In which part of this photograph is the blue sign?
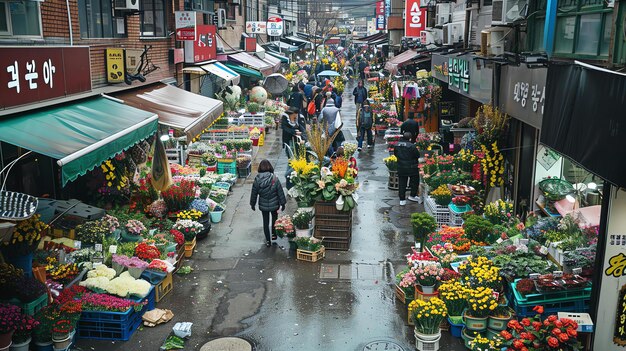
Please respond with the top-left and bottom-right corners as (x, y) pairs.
(376, 15), (386, 30)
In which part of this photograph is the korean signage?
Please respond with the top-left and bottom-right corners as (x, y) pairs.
(499, 65), (547, 129)
(184, 25), (217, 63)
(376, 1), (386, 30)
(175, 11), (196, 41)
(105, 48), (125, 84)
(431, 53), (448, 81)
(246, 21), (267, 34)
(615, 284), (626, 345)
(0, 47), (91, 110)
(448, 56), (470, 93)
(245, 37), (257, 52)
(405, 0), (426, 38)
(267, 17), (284, 37)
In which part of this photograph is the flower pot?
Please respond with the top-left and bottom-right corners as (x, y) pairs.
(9, 337), (30, 351)
(463, 311), (488, 332)
(447, 316), (464, 338)
(210, 209), (224, 223)
(414, 329), (441, 351)
(295, 228), (311, 238)
(0, 343), (10, 351)
(32, 340), (53, 351)
(0, 332), (13, 349)
(128, 267), (145, 279)
(51, 332), (72, 350)
(184, 238), (197, 258)
(461, 328), (480, 349)
(288, 240), (298, 251)
(419, 284), (436, 294)
(488, 312), (512, 331)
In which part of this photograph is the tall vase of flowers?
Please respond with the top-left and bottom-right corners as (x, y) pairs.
(411, 298), (447, 351)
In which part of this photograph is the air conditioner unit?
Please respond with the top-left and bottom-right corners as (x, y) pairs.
(492, 0), (525, 25)
(480, 28), (506, 56)
(443, 22), (464, 45)
(214, 8), (227, 29)
(436, 3), (452, 26)
(420, 28), (443, 45)
(115, 0), (139, 11)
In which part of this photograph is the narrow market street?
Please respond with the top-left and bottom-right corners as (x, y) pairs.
(75, 82), (463, 351)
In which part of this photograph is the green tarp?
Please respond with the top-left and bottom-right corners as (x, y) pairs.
(224, 62), (264, 80)
(0, 97), (158, 186)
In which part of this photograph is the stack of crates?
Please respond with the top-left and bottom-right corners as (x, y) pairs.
(313, 201), (352, 251)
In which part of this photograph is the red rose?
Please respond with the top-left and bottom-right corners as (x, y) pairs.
(532, 321), (542, 331)
(559, 333), (569, 343)
(548, 315), (558, 322)
(513, 340), (524, 349)
(544, 319), (551, 327)
(521, 318), (531, 326)
(554, 320), (563, 328)
(533, 305), (544, 314)
(547, 337), (559, 348)
(567, 328), (578, 337)
(552, 328), (562, 335)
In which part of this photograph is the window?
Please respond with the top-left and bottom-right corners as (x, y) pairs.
(78, 0), (119, 38)
(218, 2), (235, 20)
(141, 0), (166, 37)
(0, 0), (42, 37)
(528, 0), (612, 59)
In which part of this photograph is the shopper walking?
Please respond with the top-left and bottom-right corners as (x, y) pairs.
(400, 113), (420, 142)
(250, 160), (287, 247)
(352, 80), (368, 118)
(394, 132), (421, 206)
(320, 97), (344, 154)
(282, 106), (304, 153)
(357, 100), (374, 151)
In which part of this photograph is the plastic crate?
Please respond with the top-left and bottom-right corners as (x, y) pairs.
(217, 161), (237, 175)
(2, 293), (48, 316)
(155, 272), (173, 303)
(140, 269), (168, 285)
(237, 164), (252, 178)
(425, 196), (450, 229)
(296, 247), (325, 262)
(510, 281), (592, 304)
(77, 288), (154, 341)
(448, 203), (472, 227)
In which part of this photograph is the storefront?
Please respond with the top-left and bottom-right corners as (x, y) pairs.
(498, 64), (547, 215)
(182, 61), (241, 100)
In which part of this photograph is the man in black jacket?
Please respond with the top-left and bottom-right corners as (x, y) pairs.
(394, 132), (421, 206)
(400, 113), (420, 142)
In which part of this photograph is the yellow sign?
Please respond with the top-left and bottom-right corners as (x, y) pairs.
(106, 48), (125, 83)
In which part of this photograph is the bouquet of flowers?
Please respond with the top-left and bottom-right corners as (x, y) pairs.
(100, 214), (120, 233)
(465, 286), (498, 318)
(430, 243), (458, 268)
(162, 180), (197, 212)
(458, 256), (502, 290)
(125, 219), (146, 236)
(481, 142), (505, 188)
(438, 281), (470, 317)
(413, 263), (445, 287)
(134, 242), (161, 261)
(454, 148), (479, 172)
(469, 335), (502, 351)
(176, 209), (203, 221)
(168, 229), (185, 247)
(172, 220), (204, 242)
(76, 220), (108, 246)
(406, 247), (438, 266)
(189, 199), (209, 214)
(430, 185), (452, 206)
(292, 209), (313, 230)
(274, 216), (295, 239)
(409, 298), (448, 335)
(5, 214), (48, 255)
(383, 155), (398, 171)
(484, 199), (514, 225)
(398, 268), (417, 289)
(0, 303), (23, 334)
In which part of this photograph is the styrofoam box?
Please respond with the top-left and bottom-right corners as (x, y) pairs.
(558, 312), (594, 332)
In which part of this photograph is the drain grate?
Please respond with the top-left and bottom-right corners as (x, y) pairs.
(363, 340), (405, 350)
(200, 337), (253, 351)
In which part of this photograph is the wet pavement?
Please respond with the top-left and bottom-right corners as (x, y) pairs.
(76, 81), (467, 351)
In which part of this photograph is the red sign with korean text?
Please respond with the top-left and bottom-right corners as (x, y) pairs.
(405, 0), (427, 38)
(376, 1), (385, 15)
(0, 47), (91, 110)
(192, 25), (217, 63)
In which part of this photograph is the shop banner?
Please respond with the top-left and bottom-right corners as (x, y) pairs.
(184, 25), (217, 63)
(246, 21), (267, 34)
(405, 0), (426, 38)
(431, 53), (492, 104)
(267, 17), (284, 37)
(541, 62), (626, 188)
(431, 53), (448, 82)
(0, 46), (91, 110)
(175, 11), (196, 41)
(499, 65), (547, 129)
(106, 48), (125, 84)
(376, 1), (386, 30)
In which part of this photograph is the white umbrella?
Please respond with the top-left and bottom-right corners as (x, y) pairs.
(263, 73), (289, 95)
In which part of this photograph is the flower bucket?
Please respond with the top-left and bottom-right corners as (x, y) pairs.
(32, 341), (53, 351)
(128, 267), (145, 279)
(0, 331), (14, 349)
(51, 332), (72, 350)
(6, 252), (33, 277)
(295, 228), (311, 238)
(210, 209), (224, 223)
(112, 261), (125, 276)
(448, 316), (464, 338)
(414, 329), (441, 351)
(485, 328), (500, 340)
(463, 311), (488, 332)
(419, 284), (436, 294)
(0, 343), (10, 351)
(461, 328), (480, 349)
(9, 337), (30, 351)
(488, 312), (512, 331)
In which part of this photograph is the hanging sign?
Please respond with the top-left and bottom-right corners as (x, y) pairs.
(105, 48), (125, 84)
(184, 25), (217, 63)
(499, 65), (547, 129)
(246, 21), (267, 34)
(175, 11), (196, 41)
(405, 0), (426, 38)
(448, 56), (470, 93)
(267, 16), (284, 37)
(376, 1), (386, 30)
(615, 284), (626, 345)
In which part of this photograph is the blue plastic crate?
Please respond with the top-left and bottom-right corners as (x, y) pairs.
(140, 269), (167, 285)
(77, 287), (154, 341)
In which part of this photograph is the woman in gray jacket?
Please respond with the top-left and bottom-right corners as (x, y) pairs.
(250, 160), (287, 247)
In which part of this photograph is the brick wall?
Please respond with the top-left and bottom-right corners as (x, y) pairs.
(40, 0), (181, 88)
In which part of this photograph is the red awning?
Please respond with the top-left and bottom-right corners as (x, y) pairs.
(384, 50), (426, 74)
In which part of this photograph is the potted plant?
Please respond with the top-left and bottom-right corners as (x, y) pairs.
(411, 213), (437, 252)
(11, 313), (38, 351)
(292, 209), (313, 237)
(464, 286), (497, 332)
(202, 153), (218, 168)
(462, 215), (495, 244)
(488, 305), (513, 331)
(264, 114), (274, 133)
(173, 220), (204, 257)
(247, 102), (261, 114)
(430, 185), (452, 206)
(410, 297), (447, 351)
(75, 220), (108, 246)
(161, 180), (197, 212)
(0, 304), (21, 348)
(124, 219), (147, 240)
(515, 278), (535, 296)
(438, 281), (469, 338)
(32, 305), (56, 350)
(468, 335), (502, 351)
(51, 319), (73, 350)
(274, 215), (296, 249)
(413, 263), (444, 294)
(451, 195), (471, 211)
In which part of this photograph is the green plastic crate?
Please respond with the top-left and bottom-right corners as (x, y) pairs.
(2, 293), (48, 316)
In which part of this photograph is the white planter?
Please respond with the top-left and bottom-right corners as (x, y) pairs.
(414, 329), (441, 351)
(295, 228), (311, 238)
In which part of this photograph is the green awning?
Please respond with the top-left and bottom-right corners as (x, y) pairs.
(0, 97), (158, 186)
(267, 51), (290, 64)
(224, 62), (264, 80)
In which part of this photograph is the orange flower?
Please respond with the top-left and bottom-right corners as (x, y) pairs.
(558, 333), (569, 343)
(331, 158), (349, 178)
(533, 305), (544, 314)
(567, 328), (578, 337)
(521, 318), (531, 326)
(547, 336), (559, 348)
(552, 328), (562, 335)
(547, 315), (558, 322)
(500, 330), (513, 340)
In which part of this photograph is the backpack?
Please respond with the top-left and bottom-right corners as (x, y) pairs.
(307, 100), (316, 115)
(360, 110), (373, 129)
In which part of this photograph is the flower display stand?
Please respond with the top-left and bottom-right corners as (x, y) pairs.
(313, 201), (352, 251)
(184, 238), (196, 258)
(155, 272), (173, 303)
(394, 284), (414, 305)
(448, 203), (472, 227)
(425, 196), (450, 229)
(296, 247), (325, 262)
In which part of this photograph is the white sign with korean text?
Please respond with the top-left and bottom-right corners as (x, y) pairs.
(499, 65), (547, 129)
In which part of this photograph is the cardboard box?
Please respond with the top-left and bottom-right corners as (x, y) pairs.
(558, 312), (594, 332)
